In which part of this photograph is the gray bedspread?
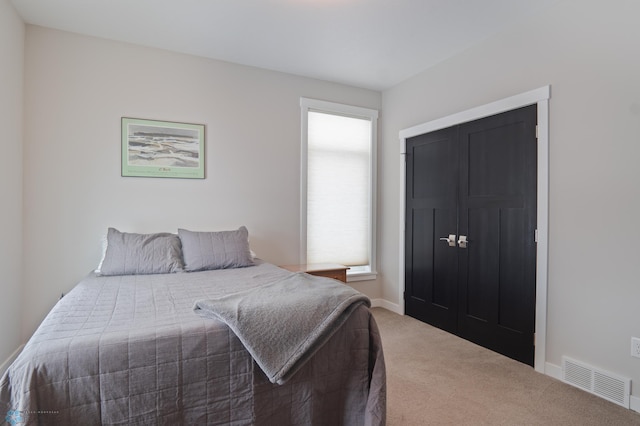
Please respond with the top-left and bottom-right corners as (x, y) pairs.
(194, 272), (370, 385)
(0, 262), (386, 425)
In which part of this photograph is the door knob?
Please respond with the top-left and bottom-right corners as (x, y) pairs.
(458, 235), (468, 248)
(439, 234), (457, 247)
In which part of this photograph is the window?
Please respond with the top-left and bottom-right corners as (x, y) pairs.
(300, 98), (378, 281)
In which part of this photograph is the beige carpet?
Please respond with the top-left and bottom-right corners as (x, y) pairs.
(372, 308), (640, 426)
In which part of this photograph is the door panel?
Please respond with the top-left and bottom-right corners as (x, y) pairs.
(413, 138), (454, 199)
(433, 208), (455, 307)
(467, 122), (526, 197)
(409, 207), (434, 303)
(405, 105), (537, 366)
(499, 208), (526, 332)
(464, 207), (499, 323)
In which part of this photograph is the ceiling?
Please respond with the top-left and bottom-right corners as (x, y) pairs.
(11, 0), (562, 91)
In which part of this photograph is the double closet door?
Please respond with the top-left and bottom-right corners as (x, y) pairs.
(405, 105), (537, 366)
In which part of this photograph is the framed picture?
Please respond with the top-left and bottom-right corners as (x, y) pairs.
(121, 117), (205, 179)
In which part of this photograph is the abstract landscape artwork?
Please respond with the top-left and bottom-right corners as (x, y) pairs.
(121, 117), (205, 178)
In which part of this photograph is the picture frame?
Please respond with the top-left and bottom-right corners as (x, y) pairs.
(121, 117), (205, 179)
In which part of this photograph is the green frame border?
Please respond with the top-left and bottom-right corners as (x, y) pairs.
(121, 117), (205, 179)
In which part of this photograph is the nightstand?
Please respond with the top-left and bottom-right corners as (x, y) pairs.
(280, 263), (349, 283)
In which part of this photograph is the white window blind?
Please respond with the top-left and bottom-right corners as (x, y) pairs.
(300, 98), (378, 279)
(307, 111), (371, 266)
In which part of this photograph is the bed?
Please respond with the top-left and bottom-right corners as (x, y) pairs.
(0, 227), (386, 425)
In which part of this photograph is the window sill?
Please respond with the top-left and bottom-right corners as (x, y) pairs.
(347, 271), (377, 282)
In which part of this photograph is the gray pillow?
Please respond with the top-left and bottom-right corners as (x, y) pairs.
(99, 228), (184, 276)
(178, 226), (255, 272)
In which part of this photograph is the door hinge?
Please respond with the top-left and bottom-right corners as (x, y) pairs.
(535, 229), (538, 243)
(535, 125), (539, 139)
(533, 332), (536, 346)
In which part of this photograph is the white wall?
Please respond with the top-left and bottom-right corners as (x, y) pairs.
(381, 0), (640, 399)
(22, 26), (382, 340)
(0, 0), (24, 367)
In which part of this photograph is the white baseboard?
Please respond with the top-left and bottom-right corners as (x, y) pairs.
(630, 395), (640, 413)
(370, 298), (403, 314)
(544, 361), (562, 381)
(0, 344), (24, 376)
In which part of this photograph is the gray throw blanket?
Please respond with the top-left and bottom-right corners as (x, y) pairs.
(194, 272), (370, 385)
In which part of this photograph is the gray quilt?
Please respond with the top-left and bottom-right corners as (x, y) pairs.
(0, 262), (386, 425)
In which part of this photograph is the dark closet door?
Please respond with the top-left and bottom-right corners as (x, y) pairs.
(457, 106), (537, 365)
(405, 126), (459, 334)
(405, 105), (537, 366)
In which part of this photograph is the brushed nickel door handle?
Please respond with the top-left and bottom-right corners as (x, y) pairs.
(458, 235), (468, 248)
(439, 234), (457, 247)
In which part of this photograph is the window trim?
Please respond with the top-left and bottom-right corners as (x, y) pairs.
(300, 97), (378, 282)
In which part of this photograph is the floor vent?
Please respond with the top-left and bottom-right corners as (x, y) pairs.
(562, 356), (630, 408)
